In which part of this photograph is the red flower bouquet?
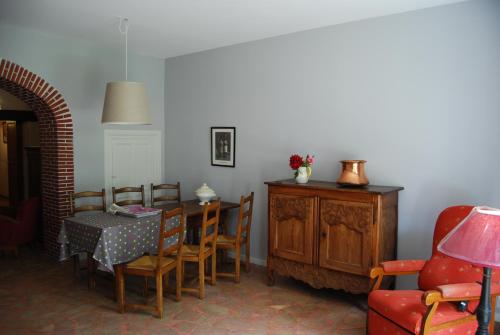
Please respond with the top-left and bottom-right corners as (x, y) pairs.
(289, 154), (315, 177)
(289, 154), (304, 170)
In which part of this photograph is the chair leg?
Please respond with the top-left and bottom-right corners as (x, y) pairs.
(163, 272), (169, 295)
(235, 246), (241, 283)
(116, 265), (125, 313)
(87, 253), (96, 289)
(211, 251), (217, 286)
(143, 277), (149, 298)
(176, 262), (182, 302)
(222, 249), (227, 264)
(199, 259), (205, 299)
(245, 241), (251, 273)
(73, 254), (80, 279)
(181, 260), (185, 284)
(156, 273), (163, 319)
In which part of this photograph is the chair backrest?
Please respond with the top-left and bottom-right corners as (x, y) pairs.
(156, 206), (185, 270)
(70, 189), (106, 215)
(236, 192), (254, 241)
(199, 200), (221, 253)
(419, 205), (500, 290)
(112, 185), (145, 207)
(13, 197), (40, 244)
(431, 205), (474, 255)
(150, 182), (181, 208)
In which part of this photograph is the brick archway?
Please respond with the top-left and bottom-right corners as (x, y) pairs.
(0, 59), (74, 257)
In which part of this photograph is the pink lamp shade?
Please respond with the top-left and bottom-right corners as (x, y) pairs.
(438, 206), (500, 269)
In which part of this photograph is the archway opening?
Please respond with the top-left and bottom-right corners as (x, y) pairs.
(0, 59), (74, 257)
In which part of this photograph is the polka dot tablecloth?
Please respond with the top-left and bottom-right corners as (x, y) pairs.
(58, 212), (181, 273)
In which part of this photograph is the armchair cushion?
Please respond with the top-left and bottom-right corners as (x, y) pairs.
(0, 198), (40, 247)
(369, 289), (476, 334)
(381, 259), (426, 273)
(418, 254), (481, 291)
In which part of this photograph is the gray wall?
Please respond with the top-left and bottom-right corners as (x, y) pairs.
(0, 22), (165, 191)
(165, 0), (500, 288)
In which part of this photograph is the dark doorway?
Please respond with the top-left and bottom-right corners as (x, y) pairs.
(0, 112), (40, 221)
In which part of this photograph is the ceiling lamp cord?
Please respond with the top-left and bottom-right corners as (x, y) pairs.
(119, 17), (129, 81)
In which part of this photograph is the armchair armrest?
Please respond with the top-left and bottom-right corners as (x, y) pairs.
(425, 282), (500, 303)
(424, 283), (500, 307)
(439, 283), (482, 300)
(0, 214), (17, 225)
(369, 260), (427, 291)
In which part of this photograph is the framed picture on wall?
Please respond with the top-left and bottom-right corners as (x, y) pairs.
(211, 127), (235, 167)
(2, 122), (7, 143)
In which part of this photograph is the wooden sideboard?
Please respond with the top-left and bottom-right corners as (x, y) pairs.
(265, 180), (403, 294)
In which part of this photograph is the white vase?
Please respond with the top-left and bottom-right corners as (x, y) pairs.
(295, 166), (309, 184)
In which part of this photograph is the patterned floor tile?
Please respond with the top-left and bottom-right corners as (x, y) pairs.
(1, 249), (366, 335)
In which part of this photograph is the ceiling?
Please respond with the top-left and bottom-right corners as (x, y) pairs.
(0, 0), (467, 59)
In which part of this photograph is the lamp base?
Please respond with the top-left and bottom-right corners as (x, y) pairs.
(476, 267), (492, 335)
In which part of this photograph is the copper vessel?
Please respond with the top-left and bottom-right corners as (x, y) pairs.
(336, 160), (369, 186)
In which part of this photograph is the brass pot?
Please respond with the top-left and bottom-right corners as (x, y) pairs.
(336, 160), (369, 186)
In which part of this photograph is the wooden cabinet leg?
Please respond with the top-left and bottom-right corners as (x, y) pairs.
(267, 267), (275, 286)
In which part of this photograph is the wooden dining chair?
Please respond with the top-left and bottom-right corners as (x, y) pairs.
(178, 200), (220, 299)
(70, 189), (106, 215)
(216, 192), (254, 283)
(150, 182), (181, 208)
(69, 189), (106, 289)
(116, 206), (185, 319)
(112, 185), (145, 206)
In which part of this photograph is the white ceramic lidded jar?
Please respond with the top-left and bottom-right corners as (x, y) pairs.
(195, 183), (216, 205)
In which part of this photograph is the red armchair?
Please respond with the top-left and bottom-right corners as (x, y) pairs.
(368, 205), (500, 335)
(0, 197), (40, 255)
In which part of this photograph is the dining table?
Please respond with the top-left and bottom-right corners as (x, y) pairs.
(58, 199), (239, 285)
(59, 212), (171, 273)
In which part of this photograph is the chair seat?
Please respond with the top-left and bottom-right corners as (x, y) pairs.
(126, 255), (175, 272)
(368, 290), (476, 334)
(180, 244), (211, 257)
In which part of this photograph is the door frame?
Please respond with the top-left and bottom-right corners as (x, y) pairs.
(104, 129), (163, 206)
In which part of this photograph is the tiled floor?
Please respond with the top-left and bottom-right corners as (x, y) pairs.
(0, 249), (366, 335)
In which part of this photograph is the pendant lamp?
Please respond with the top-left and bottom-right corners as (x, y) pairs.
(102, 18), (151, 125)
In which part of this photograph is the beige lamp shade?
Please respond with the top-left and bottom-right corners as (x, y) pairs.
(101, 81), (151, 124)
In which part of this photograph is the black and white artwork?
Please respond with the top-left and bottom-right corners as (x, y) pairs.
(211, 127), (235, 167)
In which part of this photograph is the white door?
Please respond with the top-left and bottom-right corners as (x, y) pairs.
(104, 129), (162, 206)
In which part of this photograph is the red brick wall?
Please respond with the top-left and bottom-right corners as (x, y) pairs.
(0, 59), (74, 257)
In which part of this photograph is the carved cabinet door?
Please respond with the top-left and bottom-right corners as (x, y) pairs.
(269, 194), (315, 264)
(319, 199), (373, 275)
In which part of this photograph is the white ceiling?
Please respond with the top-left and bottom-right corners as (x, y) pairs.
(0, 0), (467, 59)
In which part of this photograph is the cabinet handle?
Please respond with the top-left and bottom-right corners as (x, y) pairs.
(321, 231), (327, 238)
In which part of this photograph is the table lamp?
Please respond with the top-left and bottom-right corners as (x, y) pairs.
(438, 206), (500, 335)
